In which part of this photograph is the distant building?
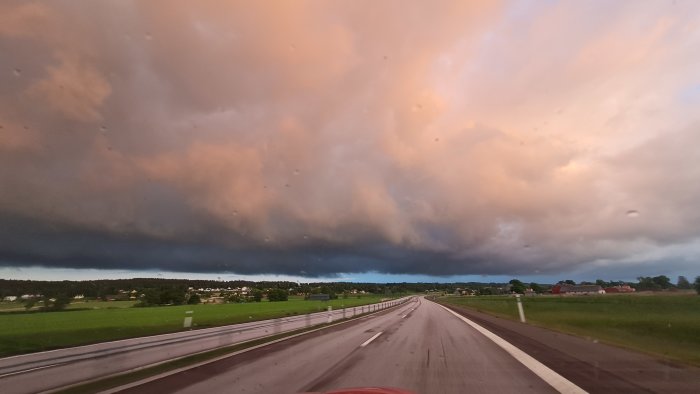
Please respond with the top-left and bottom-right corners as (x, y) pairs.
(551, 284), (605, 295)
(604, 285), (636, 293)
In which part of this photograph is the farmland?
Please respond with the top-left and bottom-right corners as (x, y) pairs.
(438, 293), (700, 366)
(0, 295), (391, 356)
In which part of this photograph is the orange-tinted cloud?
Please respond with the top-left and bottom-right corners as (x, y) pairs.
(1, 1), (699, 278)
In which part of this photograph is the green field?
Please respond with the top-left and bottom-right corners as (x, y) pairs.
(0, 295), (392, 356)
(438, 294), (700, 366)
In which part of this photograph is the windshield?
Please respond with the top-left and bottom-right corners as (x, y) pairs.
(1, 1), (699, 394)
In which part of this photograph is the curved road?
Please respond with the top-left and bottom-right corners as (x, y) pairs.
(115, 297), (571, 394)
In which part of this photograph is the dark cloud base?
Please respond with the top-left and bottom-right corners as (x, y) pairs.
(0, 212), (549, 277)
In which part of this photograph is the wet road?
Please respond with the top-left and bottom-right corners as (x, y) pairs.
(117, 297), (571, 394)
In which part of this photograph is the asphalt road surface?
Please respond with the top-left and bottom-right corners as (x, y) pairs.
(114, 297), (569, 394)
(0, 298), (409, 394)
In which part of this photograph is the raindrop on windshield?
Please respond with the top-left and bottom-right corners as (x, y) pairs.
(293, 169), (300, 175)
(232, 210), (238, 216)
(303, 234), (309, 240)
(434, 137), (440, 142)
(145, 33), (153, 40)
(100, 125), (107, 132)
(13, 68), (21, 77)
(626, 210), (640, 218)
(264, 236), (270, 243)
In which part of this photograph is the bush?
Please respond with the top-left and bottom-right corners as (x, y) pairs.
(187, 293), (201, 304)
(267, 288), (288, 302)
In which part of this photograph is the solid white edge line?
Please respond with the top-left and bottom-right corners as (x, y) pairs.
(360, 332), (383, 347)
(437, 304), (587, 394)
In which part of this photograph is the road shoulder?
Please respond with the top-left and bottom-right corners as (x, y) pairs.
(436, 300), (700, 393)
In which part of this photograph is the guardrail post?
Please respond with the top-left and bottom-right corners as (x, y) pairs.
(515, 294), (526, 323)
(183, 310), (193, 329)
(327, 306), (332, 323)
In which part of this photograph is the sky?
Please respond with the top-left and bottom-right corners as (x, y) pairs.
(1, 0), (699, 283)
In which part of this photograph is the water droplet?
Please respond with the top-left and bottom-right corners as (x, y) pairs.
(303, 234), (309, 240)
(293, 169), (300, 175)
(232, 210), (238, 216)
(145, 33), (152, 40)
(100, 125), (107, 132)
(23, 125), (29, 130)
(13, 68), (21, 77)
(626, 210), (640, 218)
(285, 183), (290, 188)
(383, 55), (388, 60)
(288, 44), (296, 51)
(434, 137), (439, 142)
(264, 236), (270, 242)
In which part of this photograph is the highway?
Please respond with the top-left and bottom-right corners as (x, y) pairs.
(112, 297), (575, 394)
(0, 298), (409, 394)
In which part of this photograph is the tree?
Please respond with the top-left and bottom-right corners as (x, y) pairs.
(187, 293), (201, 305)
(228, 294), (244, 303)
(564, 280), (576, 285)
(652, 275), (672, 289)
(677, 276), (691, 290)
(529, 283), (543, 294)
(23, 298), (37, 311)
(636, 276), (658, 291)
(159, 288), (186, 305)
(43, 294), (70, 311)
(508, 279), (526, 294)
(694, 276), (700, 295)
(137, 288), (161, 307)
(267, 288), (289, 302)
(250, 289), (263, 302)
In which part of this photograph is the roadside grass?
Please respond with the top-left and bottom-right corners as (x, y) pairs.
(66, 300), (136, 309)
(0, 302), (26, 312)
(0, 295), (390, 357)
(438, 294), (700, 367)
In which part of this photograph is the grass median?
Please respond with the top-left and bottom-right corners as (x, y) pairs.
(437, 293), (700, 367)
(0, 295), (393, 356)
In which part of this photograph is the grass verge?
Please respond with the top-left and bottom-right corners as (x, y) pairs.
(437, 294), (700, 367)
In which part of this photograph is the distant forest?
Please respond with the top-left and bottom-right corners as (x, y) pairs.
(1, 275), (694, 299)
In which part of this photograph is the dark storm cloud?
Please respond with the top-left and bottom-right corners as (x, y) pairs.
(1, 1), (700, 277)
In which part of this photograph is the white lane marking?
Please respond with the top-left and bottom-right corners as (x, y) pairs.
(438, 304), (587, 394)
(360, 332), (383, 347)
(0, 362), (63, 378)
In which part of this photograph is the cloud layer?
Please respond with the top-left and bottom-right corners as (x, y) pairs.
(1, 0), (700, 277)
